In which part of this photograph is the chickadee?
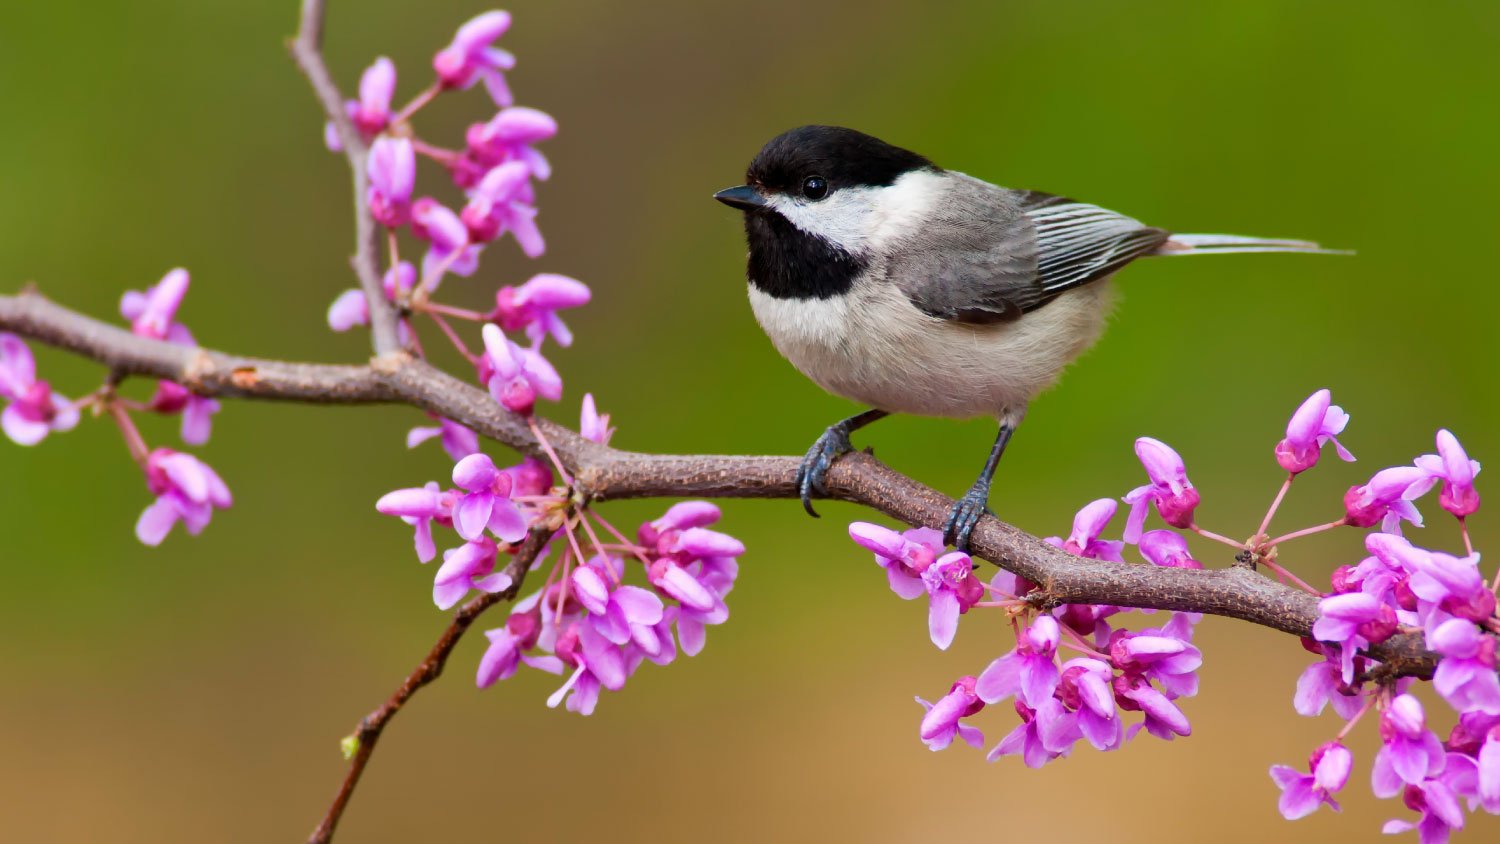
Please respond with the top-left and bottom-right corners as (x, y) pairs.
(714, 125), (1337, 551)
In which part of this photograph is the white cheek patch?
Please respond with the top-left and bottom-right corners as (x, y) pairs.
(765, 169), (946, 257)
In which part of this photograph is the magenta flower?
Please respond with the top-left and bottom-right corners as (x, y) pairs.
(1381, 774), (1470, 843)
(433, 11), (515, 105)
(433, 536), (512, 609)
(1138, 530), (1202, 569)
(1045, 498), (1126, 561)
(0, 333), (79, 446)
(916, 676), (985, 752)
(848, 522), (941, 600)
(571, 559), (667, 655)
(490, 273), (591, 347)
(480, 323), (562, 415)
(366, 136), (415, 227)
(547, 621), (628, 716)
(1117, 681), (1192, 740)
(325, 57), (396, 151)
(1314, 591), (1397, 683)
(645, 526), (742, 657)
(988, 699), (1076, 767)
(1404, 548), (1496, 626)
(579, 393), (613, 444)
(466, 106), (557, 178)
(121, 268), (192, 343)
(638, 501), (723, 545)
(136, 448), (232, 545)
(1343, 466), (1433, 531)
(476, 609), (541, 688)
(921, 550), (984, 650)
(1269, 741), (1352, 819)
(1428, 618), (1500, 715)
(1293, 650), (1370, 720)
(145, 381), (219, 445)
(976, 615), (1061, 707)
(375, 482), (454, 562)
(412, 198), (481, 286)
(1275, 388), (1354, 474)
(1374, 694), (1446, 788)
(1415, 429), (1481, 518)
(451, 452), (530, 543)
(1056, 657), (1122, 750)
(460, 162), (544, 256)
(407, 415), (480, 462)
(1123, 437), (1199, 542)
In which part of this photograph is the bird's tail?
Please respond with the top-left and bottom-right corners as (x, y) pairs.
(1152, 233), (1352, 256)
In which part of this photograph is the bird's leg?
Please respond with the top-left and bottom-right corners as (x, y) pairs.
(796, 408), (890, 517)
(944, 418), (1019, 552)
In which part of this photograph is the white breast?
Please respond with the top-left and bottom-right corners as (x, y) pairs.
(748, 280), (1114, 419)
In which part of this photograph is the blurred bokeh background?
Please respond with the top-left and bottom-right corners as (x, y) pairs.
(2, 1), (1498, 840)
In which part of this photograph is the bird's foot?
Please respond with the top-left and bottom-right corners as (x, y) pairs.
(943, 484), (993, 553)
(796, 425), (857, 517)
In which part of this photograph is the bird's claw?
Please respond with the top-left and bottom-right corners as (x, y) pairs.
(796, 425), (855, 518)
(943, 486), (992, 553)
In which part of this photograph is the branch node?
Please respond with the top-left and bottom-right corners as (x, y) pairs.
(371, 350), (411, 375)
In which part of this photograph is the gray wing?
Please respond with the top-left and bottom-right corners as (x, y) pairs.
(897, 179), (1171, 324)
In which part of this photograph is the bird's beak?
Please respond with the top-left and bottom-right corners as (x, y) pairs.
(713, 185), (767, 211)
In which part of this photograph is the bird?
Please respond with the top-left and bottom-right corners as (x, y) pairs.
(713, 125), (1340, 552)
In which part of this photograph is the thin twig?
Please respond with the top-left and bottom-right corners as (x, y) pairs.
(307, 527), (552, 844)
(287, 0), (402, 355)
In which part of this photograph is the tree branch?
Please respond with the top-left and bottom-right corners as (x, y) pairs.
(0, 287), (1443, 679)
(288, 0), (402, 356)
(307, 526), (552, 844)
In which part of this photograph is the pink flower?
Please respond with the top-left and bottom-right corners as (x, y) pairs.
(848, 522), (941, 600)
(1045, 498), (1125, 561)
(433, 11), (516, 106)
(1269, 741), (1352, 819)
(121, 268), (192, 343)
(1415, 429), (1480, 518)
(407, 416), (480, 462)
(476, 609), (541, 687)
(1343, 466), (1433, 531)
(0, 333), (79, 446)
(465, 106), (557, 177)
(433, 536), (512, 609)
(547, 621), (628, 716)
(480, 323), (562, 414)
(325, 57), (397, 150)
(146, 380), (220, 445)
(490, 273), (590, 347)
(916, 676), (985, 752)
(988, 699), (1076, 768)
(1428, 618), (1500, 715)
(1293, 648), (1370, 720)
(375, 482), (454, 563)
(579, 393), (613, 444)
(1123, 437), (1199, 542)
(976, 615), (1061, 707)
(460, 162), (544, 256)
(1374, 694), (1446, 788)
(1055, 657), (1122, 750)
(1275, 388), (1354, 474)
(450, 452), (530, 543)
(1138, 530), (1202, 569)
(366, 136), (415, 227)
(136, 448), (232, 545)
(921, 550), (984, 650)
(412, 198), (481, 286)
(572, 560), (667, 655)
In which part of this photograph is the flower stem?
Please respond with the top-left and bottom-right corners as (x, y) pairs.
(1190, 524), (1247, 550)
(1267, 519), (1347, 547)
(106, 398), (150, 469)
(1257, 474), (1295, 539)
(1334, 696), (1375, 742)
(528, 418), (574, 487)
(1258, 557), (1323, 596)
(424, 311), (477, 363)
(391, 83), (443, 126)
(420, 301), (488, 321)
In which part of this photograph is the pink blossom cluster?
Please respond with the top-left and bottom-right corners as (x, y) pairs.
(377, 397), (746, 715)
(322, 12), (589, 420)
(851, 388), (1498, 842)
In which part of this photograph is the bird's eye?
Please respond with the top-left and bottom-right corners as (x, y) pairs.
(801, 175), (828, 201)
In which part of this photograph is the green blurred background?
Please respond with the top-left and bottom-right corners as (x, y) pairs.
(2, 1), (1498, 841)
